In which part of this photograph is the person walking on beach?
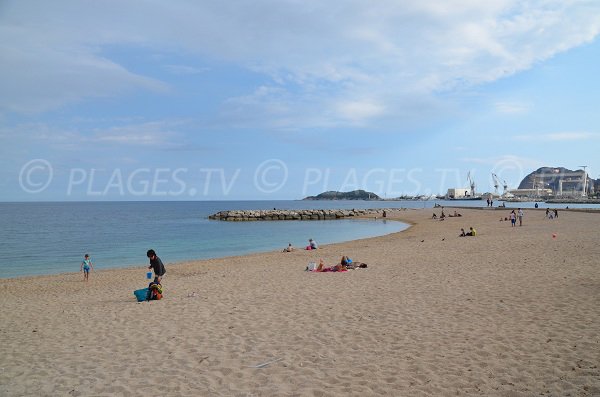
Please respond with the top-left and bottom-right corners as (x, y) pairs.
(147, 249), (166, 283)
(518, 208), (524, 226)
(80, 254), (93, 282)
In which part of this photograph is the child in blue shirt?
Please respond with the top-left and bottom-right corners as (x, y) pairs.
(81, 254), (94, 282)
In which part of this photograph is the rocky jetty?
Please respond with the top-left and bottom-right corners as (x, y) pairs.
(208, 208), (397, 221)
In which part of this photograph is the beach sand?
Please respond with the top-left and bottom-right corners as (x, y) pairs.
(1, 208), (599, 396)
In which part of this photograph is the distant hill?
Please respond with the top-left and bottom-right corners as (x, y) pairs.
(518, 167), (597, 195)
(303, 190), (381, 200)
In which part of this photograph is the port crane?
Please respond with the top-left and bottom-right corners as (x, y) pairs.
(491, 173), (500, 195)
(467, 171), (476, 197)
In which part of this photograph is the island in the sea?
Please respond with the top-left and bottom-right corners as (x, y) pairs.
(303, 190), (381, 200)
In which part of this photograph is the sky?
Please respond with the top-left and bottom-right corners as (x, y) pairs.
(1, 0), (600, 201)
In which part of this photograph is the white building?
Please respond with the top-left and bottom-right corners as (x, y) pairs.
(446, 188), (471, 199)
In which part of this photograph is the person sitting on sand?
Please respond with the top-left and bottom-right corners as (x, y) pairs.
(459, 228), (466, 237)
(308, 238), (318, 250)
(466, 227), (476, 236)
(282, 243), (294, 252)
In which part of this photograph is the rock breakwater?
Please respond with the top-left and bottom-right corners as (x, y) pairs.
(208, 208), (399, 221)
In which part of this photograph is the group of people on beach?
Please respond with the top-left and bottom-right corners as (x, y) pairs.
(432, 207), (462, 221)
(503, 208), (524, 227)
(545, 208), (559, 219)
(282, 238), (318, 252)
(459, 227), (476, 237)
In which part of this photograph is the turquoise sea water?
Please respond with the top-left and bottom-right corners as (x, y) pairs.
(2, 199), (597, 279)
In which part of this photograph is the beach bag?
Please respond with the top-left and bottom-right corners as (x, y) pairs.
(134, 288), (149, 302)
(306, 262), (317, 271)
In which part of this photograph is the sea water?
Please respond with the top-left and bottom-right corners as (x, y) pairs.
(2, 199), (597, 278)
(0, 201), (411, 278)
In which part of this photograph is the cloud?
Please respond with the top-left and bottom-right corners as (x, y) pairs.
(163, 64), (209, 75)
(1, 0), (599, 127)
(0, 120), (188, 150)
(461, 154), (543, 172)
(0, 22), (168, 113)
(494, 101), (532, 114)
(335, 100), (386, 125)
(514, 131), (599, 141)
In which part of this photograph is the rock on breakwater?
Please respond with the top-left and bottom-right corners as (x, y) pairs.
(208, 208), (400, 221)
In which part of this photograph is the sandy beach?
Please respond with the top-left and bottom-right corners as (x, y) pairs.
(1, 207), (599, 396)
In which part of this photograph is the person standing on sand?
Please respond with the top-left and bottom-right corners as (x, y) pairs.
(80, 253), (93, 282)
(509, 210), (516, 227)
(518, 208), (524, 226)
(147, 249), (166, 283)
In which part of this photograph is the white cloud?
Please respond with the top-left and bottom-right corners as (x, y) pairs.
(461, 154), (542, 168)
(0, 120), (187, 150)
(494, 101), (532, 114)
(546, 132), (598, 141)
(163, 64), (209, 75)
(1, 0), (599, 127)
(514, 131), (599, 141)
(335, 100), (386, 124)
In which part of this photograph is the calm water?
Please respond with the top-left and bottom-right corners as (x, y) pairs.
(0, 200), (411, 279)
(2, 199), (598, 279)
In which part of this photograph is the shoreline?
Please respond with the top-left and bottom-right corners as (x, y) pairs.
(1, 212), (411, 281)
(2, 208), (599, 396)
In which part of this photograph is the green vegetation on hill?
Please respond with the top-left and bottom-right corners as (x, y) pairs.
(303, 190), (380, 200)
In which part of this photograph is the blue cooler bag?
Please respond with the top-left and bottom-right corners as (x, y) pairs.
(134, 288), (149, 302)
